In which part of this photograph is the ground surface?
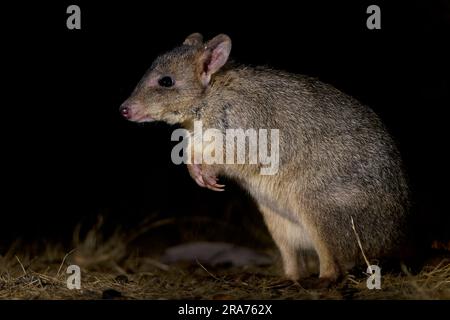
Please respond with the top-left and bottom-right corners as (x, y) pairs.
(1, 246), (449, 300)
(1, 216), (449, 300)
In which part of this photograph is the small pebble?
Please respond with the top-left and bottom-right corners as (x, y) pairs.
(115, 274), (129, 284)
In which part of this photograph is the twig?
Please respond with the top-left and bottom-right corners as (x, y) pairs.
(196, 259), (222, 282)
(33, 271), (61, 284)
(15, 256), (27, 276)
(56, 248), (77, 277)
(350, 216), (372, 273)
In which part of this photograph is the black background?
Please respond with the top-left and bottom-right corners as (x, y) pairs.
(1, 1), (449, 248)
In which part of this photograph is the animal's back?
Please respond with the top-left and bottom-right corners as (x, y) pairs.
(209, 66), (410, 265)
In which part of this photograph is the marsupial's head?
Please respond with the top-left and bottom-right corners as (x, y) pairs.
(120, 33), (231, 125)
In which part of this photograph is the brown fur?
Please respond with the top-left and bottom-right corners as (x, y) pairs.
(121, 33), (410, 284)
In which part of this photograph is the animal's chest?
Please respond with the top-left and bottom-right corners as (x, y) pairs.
(239, 174), (301, 223)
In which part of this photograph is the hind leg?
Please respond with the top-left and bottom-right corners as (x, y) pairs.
(297, 215), (346, 288)
(316, 241), (341, 280)
(259, 205), (314, 280)
(294, 237), (342, 288)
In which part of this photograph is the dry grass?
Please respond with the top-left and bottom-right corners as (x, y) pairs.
(0, 219), (449, 300)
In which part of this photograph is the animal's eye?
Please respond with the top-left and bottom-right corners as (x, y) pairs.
(158, 76), (175, 88)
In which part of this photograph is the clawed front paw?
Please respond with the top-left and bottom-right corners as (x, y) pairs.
(187, 164), (225, 192)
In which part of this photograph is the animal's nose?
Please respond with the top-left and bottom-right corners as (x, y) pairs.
(120, 105), (131, 119)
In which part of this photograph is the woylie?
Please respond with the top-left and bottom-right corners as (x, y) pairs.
(120, 33), (410, 287)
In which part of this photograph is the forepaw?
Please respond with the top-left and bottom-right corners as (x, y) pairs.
(187, 164), (225, 192)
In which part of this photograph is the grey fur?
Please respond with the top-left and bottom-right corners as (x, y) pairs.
(121, 33), (410, 283)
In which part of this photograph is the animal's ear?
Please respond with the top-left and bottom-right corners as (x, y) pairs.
(199, 34), (232, 86)
(183, 33), (204, 46)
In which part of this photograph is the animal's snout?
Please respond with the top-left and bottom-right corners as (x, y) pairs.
(120, 104), (131, 119)
(119, 102), (154, 123)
